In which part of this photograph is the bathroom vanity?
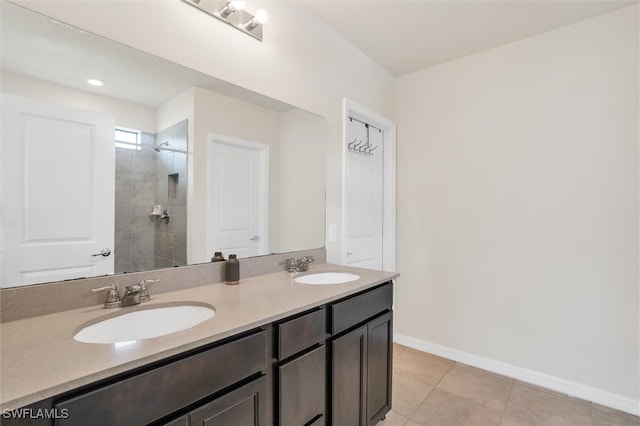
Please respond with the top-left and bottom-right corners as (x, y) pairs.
(0, 264), (397, 425)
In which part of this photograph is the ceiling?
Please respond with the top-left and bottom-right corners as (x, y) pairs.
(298, 0), (637, 76)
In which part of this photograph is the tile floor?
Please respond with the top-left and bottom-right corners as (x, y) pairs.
(383, 344), (640, 426)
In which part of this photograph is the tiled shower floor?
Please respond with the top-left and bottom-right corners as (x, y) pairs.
(383, 344), (639, 426)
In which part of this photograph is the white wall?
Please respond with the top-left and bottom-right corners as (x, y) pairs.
(14, 0), (396, 263)
(1, 71), (156, 132)
(395, 4), (639, 411)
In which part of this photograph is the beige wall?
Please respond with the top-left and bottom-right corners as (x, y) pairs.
(279, 109), (327, 252)
(395, 4), (638, 405)
(15, 0), (396, 263)
(192, 87), (280, 263)
(190, 88), (326, 259)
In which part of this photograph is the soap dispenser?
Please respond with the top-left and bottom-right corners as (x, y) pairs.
(211, 251), (226, 262)
(225, 254), (240, 285)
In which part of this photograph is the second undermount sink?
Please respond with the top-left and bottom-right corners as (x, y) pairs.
(294, 272), (360, 285)
(74, 304), (215, 344)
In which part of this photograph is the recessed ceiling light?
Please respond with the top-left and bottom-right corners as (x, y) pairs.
(87, 78), (104, 87)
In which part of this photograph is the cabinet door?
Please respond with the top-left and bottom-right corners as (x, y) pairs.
(366, 312), (393, 426)
(331, 325), (367, 426)
(188, 376), (267, 426)
(278, 345), (326, 425)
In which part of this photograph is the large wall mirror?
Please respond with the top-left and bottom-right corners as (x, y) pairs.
(0, 0), (326, 288)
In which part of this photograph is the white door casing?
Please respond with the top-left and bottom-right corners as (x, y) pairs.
(207, 134), (268, 259)
(1, 93), (115, 287)
(342, 99), (397, 272)
(345, 119), (384, 269)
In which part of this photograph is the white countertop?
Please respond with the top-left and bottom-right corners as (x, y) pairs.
(0, 263), (398, 410)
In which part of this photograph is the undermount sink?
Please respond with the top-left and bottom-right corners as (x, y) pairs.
(294, 272), (360, 285)
(74, 304), (215, 344)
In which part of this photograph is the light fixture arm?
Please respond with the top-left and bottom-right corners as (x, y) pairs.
(182, 0), (267, 41)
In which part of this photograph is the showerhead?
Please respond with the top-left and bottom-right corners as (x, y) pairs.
(155, 141), (170, 152)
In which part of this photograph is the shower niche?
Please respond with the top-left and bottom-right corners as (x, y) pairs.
(114, 119), (188, 273)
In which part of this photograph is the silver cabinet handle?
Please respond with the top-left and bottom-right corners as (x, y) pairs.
(250, 235), (260, 241)
(92, 248), (111, 257)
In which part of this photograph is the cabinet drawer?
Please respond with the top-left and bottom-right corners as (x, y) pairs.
(276, 307), (325, 360)
(329, 282), (393, 335)
(55, 330), (267, 426)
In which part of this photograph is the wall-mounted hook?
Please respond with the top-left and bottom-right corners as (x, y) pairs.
(348, 137), (359, 150)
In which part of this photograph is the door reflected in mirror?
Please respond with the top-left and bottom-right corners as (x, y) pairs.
(0, 1), (326, 288)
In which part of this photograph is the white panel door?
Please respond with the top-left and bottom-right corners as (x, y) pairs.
(345, 119), (384, 269)
(209, 140), (268, 258)
(1, 94), (115, 287)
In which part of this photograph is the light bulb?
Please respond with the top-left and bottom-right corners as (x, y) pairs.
(87, 78), (104, 87)
(254, 9), (268, 24)
(230, 1), (245, 10)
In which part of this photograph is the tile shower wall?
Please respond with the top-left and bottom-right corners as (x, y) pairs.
(114, 120), (188, 273)
(154, 120), (188, 268)
(115, 132), (157, 273)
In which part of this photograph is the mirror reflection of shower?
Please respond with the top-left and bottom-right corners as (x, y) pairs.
(114, 119), (188, 274)
(154, 141), (187, 153)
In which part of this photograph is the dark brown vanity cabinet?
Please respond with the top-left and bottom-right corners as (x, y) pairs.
(329, 283), (393, 426)
(274, 308), (327, 426)
(8, 281), (394, 426)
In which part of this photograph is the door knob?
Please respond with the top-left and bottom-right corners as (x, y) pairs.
(250, 235), (260, 241)
(92, 248), (111, 257)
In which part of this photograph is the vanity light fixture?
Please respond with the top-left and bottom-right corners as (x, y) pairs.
(219, 0), (245, 18)
(244, 9), (268, 31)
(182, 0), (268, 41)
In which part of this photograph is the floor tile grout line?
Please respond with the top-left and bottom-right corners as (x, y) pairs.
(497, 377), (516, 426)
(393, 347), (451, 420)
(406, 359), (457, 424)
(589, 402), (596, 426)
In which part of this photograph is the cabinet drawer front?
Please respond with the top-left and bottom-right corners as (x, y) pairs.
(329, 282), (392, 335)
(278, 345), (326, 426)
(276, 308), (326, 359)
(55, 330), (267, 426)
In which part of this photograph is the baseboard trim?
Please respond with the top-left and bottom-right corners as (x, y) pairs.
(394, 334), (639, 416)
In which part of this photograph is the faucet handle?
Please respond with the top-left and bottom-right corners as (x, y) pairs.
(91, 284), (121, 309)
(280, 258), (297, 273)
(296, 256), (314, 272)
(138, 279), (159, 302)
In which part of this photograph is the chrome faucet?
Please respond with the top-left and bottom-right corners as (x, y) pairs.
(281, 256), (315, 273)
(92, 279), (160, 308)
